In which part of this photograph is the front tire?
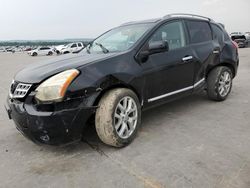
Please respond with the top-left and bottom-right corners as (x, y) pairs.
(207, 66), (233, 101)
(95, 88), (141, 147)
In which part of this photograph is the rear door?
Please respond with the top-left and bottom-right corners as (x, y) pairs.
(184, 20), (218, 86)
(39, 47), (47, 55)
(142, 20), (196, 104)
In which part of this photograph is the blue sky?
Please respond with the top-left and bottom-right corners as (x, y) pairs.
(0, 0), (249, 40)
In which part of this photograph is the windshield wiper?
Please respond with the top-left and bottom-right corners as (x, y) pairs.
(95, 42), (109, 53)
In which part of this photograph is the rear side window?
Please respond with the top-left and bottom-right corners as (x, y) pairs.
(78, 43), (82, 47)
(211, 24), (224, 45)
(186, 20), (212, 44)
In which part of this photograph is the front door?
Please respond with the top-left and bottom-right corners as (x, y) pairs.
(142, 20), (195, 104)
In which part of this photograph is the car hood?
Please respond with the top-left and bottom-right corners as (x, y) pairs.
(15, 52), (119, 83)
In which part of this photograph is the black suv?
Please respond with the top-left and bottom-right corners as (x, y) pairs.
(6, 14), (239, 147)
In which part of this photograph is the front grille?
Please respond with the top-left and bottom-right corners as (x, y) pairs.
(10, 81), (32, 99)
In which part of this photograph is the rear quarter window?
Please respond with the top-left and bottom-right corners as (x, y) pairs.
(223, 31), (231, 41)
(211, 24), (224, 45)
(186, 20), (212, 44)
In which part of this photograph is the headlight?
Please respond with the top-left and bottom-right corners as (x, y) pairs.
(35, 69), (79, 102)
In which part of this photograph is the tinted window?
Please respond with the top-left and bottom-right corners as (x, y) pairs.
(186, 21), (212, 44)
(71, 44), (77, 48)
(78, 43), (82, 47)
(149, 21), (186, 50)
(40, 47), (49, 50)
(223, 32), (231, 41)
(211, 24), (224, 45)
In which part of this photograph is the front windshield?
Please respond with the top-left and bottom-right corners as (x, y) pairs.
(66, 43), (72, 48)
(85, 23), (153, 53)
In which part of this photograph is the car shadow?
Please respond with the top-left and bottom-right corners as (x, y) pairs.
(81, 91), (210, 148)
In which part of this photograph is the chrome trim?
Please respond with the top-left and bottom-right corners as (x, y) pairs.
(194, 78), (205, 88)
(148, 78), (205, 102)
(148, 86), (193, 102)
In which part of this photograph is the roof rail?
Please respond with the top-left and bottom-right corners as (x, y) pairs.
(163, 13), (213, 21)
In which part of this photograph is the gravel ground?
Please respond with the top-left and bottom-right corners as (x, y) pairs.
(0, 49), (249, 188)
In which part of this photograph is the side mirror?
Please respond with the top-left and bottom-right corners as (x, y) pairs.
(136, 41), (169, 63)
(148, 41), (169, 54)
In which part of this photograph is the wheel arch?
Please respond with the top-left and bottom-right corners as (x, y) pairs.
(83, 82), (142, 131)
(93, 83), (142, 107)
(206, 62), (236, 79)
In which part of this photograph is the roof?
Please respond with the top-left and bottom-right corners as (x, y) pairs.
(121, 13), (214, 26)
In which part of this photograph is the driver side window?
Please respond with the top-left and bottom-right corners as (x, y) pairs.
(149, 21), (186, 50)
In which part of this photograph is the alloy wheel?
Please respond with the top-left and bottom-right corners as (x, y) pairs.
(114, 96), (138, 139)
(218, 71), (232, 97)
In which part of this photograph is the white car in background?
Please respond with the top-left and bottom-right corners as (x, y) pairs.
(28, 47), (54, 56)
(54, 44), (67, 54)
(245, 32), (250, 41)
(60, 42), (84, 54)
(0, 47), (6, 52)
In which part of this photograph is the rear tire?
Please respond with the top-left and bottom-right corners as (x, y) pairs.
(95, 88), (141, 147)
(207, 66), (233, 101)
(32, 52), (37, 56)
(48, 51), (53, 56)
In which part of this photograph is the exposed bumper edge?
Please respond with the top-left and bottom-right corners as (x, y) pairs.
(6, 97), (97, 146)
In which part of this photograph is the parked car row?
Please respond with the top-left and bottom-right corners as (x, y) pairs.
(0, 46), (47, 53)
(27, 42), (85, 56)
(0, 46), (25, 53)
(0, 42), (86, 56)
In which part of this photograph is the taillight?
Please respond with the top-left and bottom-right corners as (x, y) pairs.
(232, 41), (238, 49)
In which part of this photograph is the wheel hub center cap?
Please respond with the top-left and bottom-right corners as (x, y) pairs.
(124, 115), (129, 122)
(122, 113), (129, 122)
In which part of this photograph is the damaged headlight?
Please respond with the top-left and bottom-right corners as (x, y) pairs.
(35, 69), (79, 102)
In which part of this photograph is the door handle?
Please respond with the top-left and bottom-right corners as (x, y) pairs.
(213, 50), (220, 54)
(182, 56), (193, 62)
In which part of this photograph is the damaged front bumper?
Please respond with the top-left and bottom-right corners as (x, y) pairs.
(5, 94), (97, 145)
